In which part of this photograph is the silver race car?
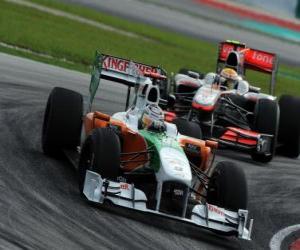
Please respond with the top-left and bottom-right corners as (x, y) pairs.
(169, 40), (300, 163)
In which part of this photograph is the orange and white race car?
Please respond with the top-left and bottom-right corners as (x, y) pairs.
(42, 52), (252, 240)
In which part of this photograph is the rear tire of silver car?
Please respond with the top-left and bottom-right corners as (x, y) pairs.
(78, 128), (121, 193)
(251, 98), (279, 163)
(42, 87), (83, 157)
(278, 95), (300, 158)
(173, 118), (202, 139)
(207, 161), (248, 211)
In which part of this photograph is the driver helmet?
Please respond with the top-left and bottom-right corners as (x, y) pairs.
(140, 104), (165, 131)
(220, 68), (239, 90)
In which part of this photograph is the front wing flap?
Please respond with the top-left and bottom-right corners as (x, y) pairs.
(219, 127), (273, 154)
(83, 170), (253, 240)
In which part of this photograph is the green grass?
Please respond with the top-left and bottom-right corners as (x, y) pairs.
(0, 0), (299, 96)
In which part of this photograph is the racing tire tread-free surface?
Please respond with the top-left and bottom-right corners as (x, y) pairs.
(207, 161), (248, 211)
(78, 127), (121, 192)
(173, 118), (202, 139)
(251, 98), (279, 163)
(278, 95), (300, 158)
(42, 87), (83, 156)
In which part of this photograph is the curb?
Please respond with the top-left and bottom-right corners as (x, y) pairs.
(290, 238), (300, 250)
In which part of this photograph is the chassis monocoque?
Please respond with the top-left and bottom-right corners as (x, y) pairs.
(169, 40), (300, 163)
(42, 52), (253, 240)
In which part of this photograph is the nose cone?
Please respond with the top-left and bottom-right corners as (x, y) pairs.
(158, 147), (192, 186)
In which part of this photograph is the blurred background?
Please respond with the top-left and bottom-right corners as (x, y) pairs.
(232, 0), (300, 18)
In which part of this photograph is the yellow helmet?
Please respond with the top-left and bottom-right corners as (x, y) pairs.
(220, 68), (239, 90)
(220, 68), (238, 81)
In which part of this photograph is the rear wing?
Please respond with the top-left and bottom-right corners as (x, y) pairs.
(216, 41), (279, 95)
(89, 51), (166, 110)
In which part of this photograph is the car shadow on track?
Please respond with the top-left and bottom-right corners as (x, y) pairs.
(215, 149), (267, 167)
(87, 202), (242, 250)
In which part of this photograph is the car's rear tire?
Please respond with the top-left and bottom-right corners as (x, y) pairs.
(278, 95), (300, 158)
(207, 161), (248, 211)
(251, 98), (279, 163)
(78, 128), (121, 193)
(173, 118), (202, 139)
(42, 87), (83, 157)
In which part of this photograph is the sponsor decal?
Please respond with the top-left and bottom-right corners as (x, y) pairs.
(102, 56), (158, 75)
(164, 156), (184, 171)
(120, 183), (129, 190)
(245, 50), (275, 71)
(186, 143), (200, 154)
(173, 189), (184, 196)
(219, 42), (275, 72)
(174, 166), (183, 172)
(219, 43), (244, 61)
(208, 204), (225, 216)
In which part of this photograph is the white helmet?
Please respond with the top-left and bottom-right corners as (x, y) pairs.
(140, 104), (165, 131)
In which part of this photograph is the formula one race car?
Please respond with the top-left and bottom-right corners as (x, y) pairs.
(42, 52), (252, 240)
(169, 40), (300, 163)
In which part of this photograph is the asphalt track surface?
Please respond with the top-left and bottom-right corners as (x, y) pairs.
(61, 0), (300, 65)
(1, 53), (300, 249)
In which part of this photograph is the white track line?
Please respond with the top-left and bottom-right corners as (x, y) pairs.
(269, 224), (300, 250)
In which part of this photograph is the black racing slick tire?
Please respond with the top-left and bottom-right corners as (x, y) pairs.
(78, 128), (121, 193)
(251, 98), (279, 163)
(207, 161), (248, 211)
(42, 87), (83, 157)
(278, 95), (300, 158)
(173, 118), (202, 139)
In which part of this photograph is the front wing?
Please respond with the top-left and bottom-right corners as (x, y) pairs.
(83, 170), (253, 240)
(217, 127), (273, 154)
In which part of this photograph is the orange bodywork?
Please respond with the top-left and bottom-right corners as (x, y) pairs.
(178, 137), (216, 172)
(84, 112), (148, 172)
(84, 111), (217, 174)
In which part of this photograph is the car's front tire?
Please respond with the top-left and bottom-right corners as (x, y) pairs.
(42, 87), (83, 157)
(207, 161), (248, 211)
(278, 95), (300, 158)
(251, 98), (279, 163)
(78, 128), (121, 193)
